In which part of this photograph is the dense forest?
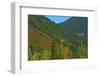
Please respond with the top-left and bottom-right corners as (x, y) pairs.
(28, 15), (88, 60)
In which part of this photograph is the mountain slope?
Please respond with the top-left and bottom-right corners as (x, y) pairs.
(28, 15), (88, 48)
(60, 17), (88, 38)
(28, 15), (64, 40)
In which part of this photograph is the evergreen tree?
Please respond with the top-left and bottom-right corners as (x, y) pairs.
(77, 40), (88, 58)
(59, 41), (72, 59)
(50, 39), (58, 59)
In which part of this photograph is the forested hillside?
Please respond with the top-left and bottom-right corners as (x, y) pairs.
(28, 15), (88, 60)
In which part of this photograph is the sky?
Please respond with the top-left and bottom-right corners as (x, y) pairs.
(45, 16), (71, 24)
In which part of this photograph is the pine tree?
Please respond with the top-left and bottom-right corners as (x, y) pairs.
(59, 41), (72, 59)
(50, 39), (57, 59)
(77, 40), (88, 58)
